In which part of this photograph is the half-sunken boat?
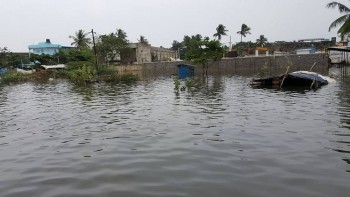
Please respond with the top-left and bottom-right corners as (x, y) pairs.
(250, 71), (329, 89)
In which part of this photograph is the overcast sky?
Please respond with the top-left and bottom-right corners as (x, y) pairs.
(0, 0), (345, 52)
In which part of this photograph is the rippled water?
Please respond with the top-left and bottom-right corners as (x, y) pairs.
(0, 71), (349, 197)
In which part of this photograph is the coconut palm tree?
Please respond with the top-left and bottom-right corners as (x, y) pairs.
(237, 24), (251, 42)
(69, 29), (91, 49)
(213, 24), (228, 40)
(256, 35), (268, 47)
(116, 28), (127, 39)
(327, 1), (350, 40)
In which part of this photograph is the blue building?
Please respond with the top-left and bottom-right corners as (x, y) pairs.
(28, 39), (73, 55)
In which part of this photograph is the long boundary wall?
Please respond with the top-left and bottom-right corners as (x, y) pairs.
(137, 53), (329, 77)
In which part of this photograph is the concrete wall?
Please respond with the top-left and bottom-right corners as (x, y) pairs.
(141, 53), (329, 77)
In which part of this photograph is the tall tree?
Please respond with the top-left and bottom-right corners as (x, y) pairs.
(327, 1), (350, 40)
(116, 28), (127, 40)
(171, 40), (184, 51)
(256, 35), (268, 47)
(97, 32), (129, 65)
(185, 36), (224, 76)
(138, 35), (149, 44)
(0, 47), (11, 67)
(213, 24), (228, 40)
(69, 29), (92, 49)
(237, 24), (251, 42)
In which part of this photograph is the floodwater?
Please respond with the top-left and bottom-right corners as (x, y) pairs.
(0, 69), (349, 197)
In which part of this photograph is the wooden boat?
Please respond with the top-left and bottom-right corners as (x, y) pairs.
(250, 71), (329, 89)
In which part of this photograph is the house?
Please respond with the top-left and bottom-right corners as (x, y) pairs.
(128, 43), (176, 64)
(151, 46), (176, 62)
(28, 39), (74, 55)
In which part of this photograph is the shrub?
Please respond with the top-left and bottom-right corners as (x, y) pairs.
(0, 71), (26, 83)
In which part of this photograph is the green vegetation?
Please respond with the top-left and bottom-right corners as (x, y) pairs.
(184, 35), (224, 75)
(96, 29), (130, 65)
(237, 24), (251, 42)
(213, 24), (228, 41)
(173, 76), (180, 90)
(256, 35), (268, 47)
(69, 29), (92, 49)
(0, 71), (26, 83)
(138, 35), (149, 45)
(327, 1), (350, 40)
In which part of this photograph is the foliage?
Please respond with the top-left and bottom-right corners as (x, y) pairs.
(120, 47), (136, 64)
(29, 53), (57, 65)
(138, 35), (149, 44)
(171, 40), (184, 51)
(184, 36), (224, 75)
(65, 64), (96, 84)
(0, 47), (25, 67)
(237, 24), (251, 42)
(185, 78), (196, 89)
(173, 76), (180, 90)
(327, 1), (350, 40)
(66, 61), (94, 71)
(0, 47), (26, 67)
(69, 29), (92, 49)
(256, 35), (268, 47)
(30, 49), (94, 66)
(0, 70), (25, 83)
(116, 28), (127, 40)
(96, 29), (129, 65)
(213, 24), (228, 41)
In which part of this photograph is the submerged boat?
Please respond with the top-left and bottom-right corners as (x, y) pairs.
(250, 71), (329, 89)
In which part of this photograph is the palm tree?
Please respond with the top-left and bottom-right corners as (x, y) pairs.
(138, 35), (149, 44)
(256, 35), (268, 47)
(69, 29), (91, 49)
(213, 24), (228, 40)
(327, 1), (350, 40)
(116, 28), (127, 39)
(237, 24), (251, 42)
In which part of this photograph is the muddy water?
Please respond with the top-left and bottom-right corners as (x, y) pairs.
(0, 72), (349, 197)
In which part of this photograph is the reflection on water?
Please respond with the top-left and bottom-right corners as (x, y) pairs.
(0, 72), (349, 197)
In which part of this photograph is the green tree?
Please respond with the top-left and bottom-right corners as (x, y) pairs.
(171, 40), (184, 51)
(138, 35), (149, 44)
(327, 1), (350, 40)
(237, 24), (251, 42)
(213, 24), (228, 40)
(69, 29), (92, 49)
(256, 35), (268, 47)
(0, 47), (11, 67)
(185, 36), (225, 75)
(97, 30), (129, 65)
(116, 28), (127, 40)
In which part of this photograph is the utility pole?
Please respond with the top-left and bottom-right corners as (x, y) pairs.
(229, 36), (232, 51)
(91, 29), (98, 75)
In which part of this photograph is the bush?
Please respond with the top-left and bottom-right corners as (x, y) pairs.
(66, 65), (96, 84)
(0, 71), (26, 83)
(66, 61), (94, 71)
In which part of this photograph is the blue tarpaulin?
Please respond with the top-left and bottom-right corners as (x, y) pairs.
(177, 64), (194, 79)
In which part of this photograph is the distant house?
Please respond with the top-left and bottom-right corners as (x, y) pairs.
(28, 39), (74, 55)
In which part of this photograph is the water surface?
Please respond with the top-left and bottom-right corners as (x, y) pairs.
(0, 72), (349, 197)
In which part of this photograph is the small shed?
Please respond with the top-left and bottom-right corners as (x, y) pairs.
(177, 64), (194, 79)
